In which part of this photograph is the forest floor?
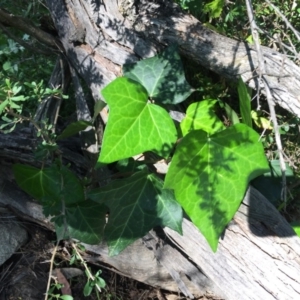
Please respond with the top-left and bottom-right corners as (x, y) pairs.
(0, 221), (216, 300)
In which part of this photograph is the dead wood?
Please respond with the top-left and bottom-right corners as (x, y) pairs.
(2, 0), (300, 298)
(1, 160), (300, 299)
(44, 0), (300, 118)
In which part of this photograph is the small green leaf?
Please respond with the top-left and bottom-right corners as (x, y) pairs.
(83, 281), (93, 296)
(57, 120), (93, 141)
(204, 0), (225, 19)
(95, 276), (106, 288)
(60, 296), (74, 300)
(0, 99), (9, 114)
(89, 171), (182, 256)
(12, 84), (22, 95)
(164, 124), (269, 251)
(123, 46), (193, 105)
(238, 77), (252, 128)
(251, 110), (272, 129)
(10, 95), (26, 101)
(3, 61), (11, 71)
(181, 100), (225, 136)
(99, 77), (177, 163)
(219, 101), (240, 125)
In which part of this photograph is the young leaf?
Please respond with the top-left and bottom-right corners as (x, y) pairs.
(204, 0), (225, 19)
(0, 99), (9, 114)
(180, 100), (225, 136)
(88, 171), (182, 256)
(56, 120), (93, 140)
(219, 101), (240, 125)
(164, 124), (269, 251)
(237, 77), (252, 128)
(123, 46), (193, 105)
(99, 77), (177, 163)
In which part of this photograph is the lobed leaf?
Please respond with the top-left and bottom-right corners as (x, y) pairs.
(54, 201), (108, 244)
(164, 124), (269, 251)
(13, 164), (85, 216)
(99, 77), (177, 163)
(123, 46), (193, 105)
(88, 171), (182, 256)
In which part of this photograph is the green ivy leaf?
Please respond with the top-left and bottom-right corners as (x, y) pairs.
(164, 124), (269, 251)
(54, 201), (108, 244)
(123, 46), (193, 105)
(88, 171), (182, 256)
(180, 100), (225, 136)
(57, 120), (93, 141)
(13, 164), (85, 216)
(99, 77), (177, 163)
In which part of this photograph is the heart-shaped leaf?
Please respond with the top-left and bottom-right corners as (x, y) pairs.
(164, 124), (269, 251)
(123, 46), (193, 104)
(14, 163), (107, 244)
(88, 171), (182, 256)
(99, 77), (177, 163)
(13, 164), (85, 216)
(181, 100), (225, 136)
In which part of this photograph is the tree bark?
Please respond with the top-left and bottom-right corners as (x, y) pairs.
(1, 163), (300, 299)
(44, 0), (300, 118)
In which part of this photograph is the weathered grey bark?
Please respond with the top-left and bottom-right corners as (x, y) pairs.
(45, 0), (300, 118)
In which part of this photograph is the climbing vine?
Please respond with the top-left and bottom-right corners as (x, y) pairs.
(13, 46), (269, 255)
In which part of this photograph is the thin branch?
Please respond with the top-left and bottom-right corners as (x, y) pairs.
(6, 109), (42, 133)
(265, 0), (300, 43)
(0, 8), (62, 51)
(245, 0), (287, 204)
(71, 242), (103, 293)
(0, 23), (54, 56)
(44, 241), (59, 300)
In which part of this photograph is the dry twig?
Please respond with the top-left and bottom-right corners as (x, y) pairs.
(245, 0), (287, 204)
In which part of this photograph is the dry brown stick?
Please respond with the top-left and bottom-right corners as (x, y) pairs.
(245, 0), (287, 204)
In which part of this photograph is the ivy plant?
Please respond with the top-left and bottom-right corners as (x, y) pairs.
(13, 46), (269, 255)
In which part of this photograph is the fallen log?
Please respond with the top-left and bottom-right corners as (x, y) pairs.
(2, 0), (300, 298)
(43, 0), (300, 117)
(1, 161), (299, 299)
